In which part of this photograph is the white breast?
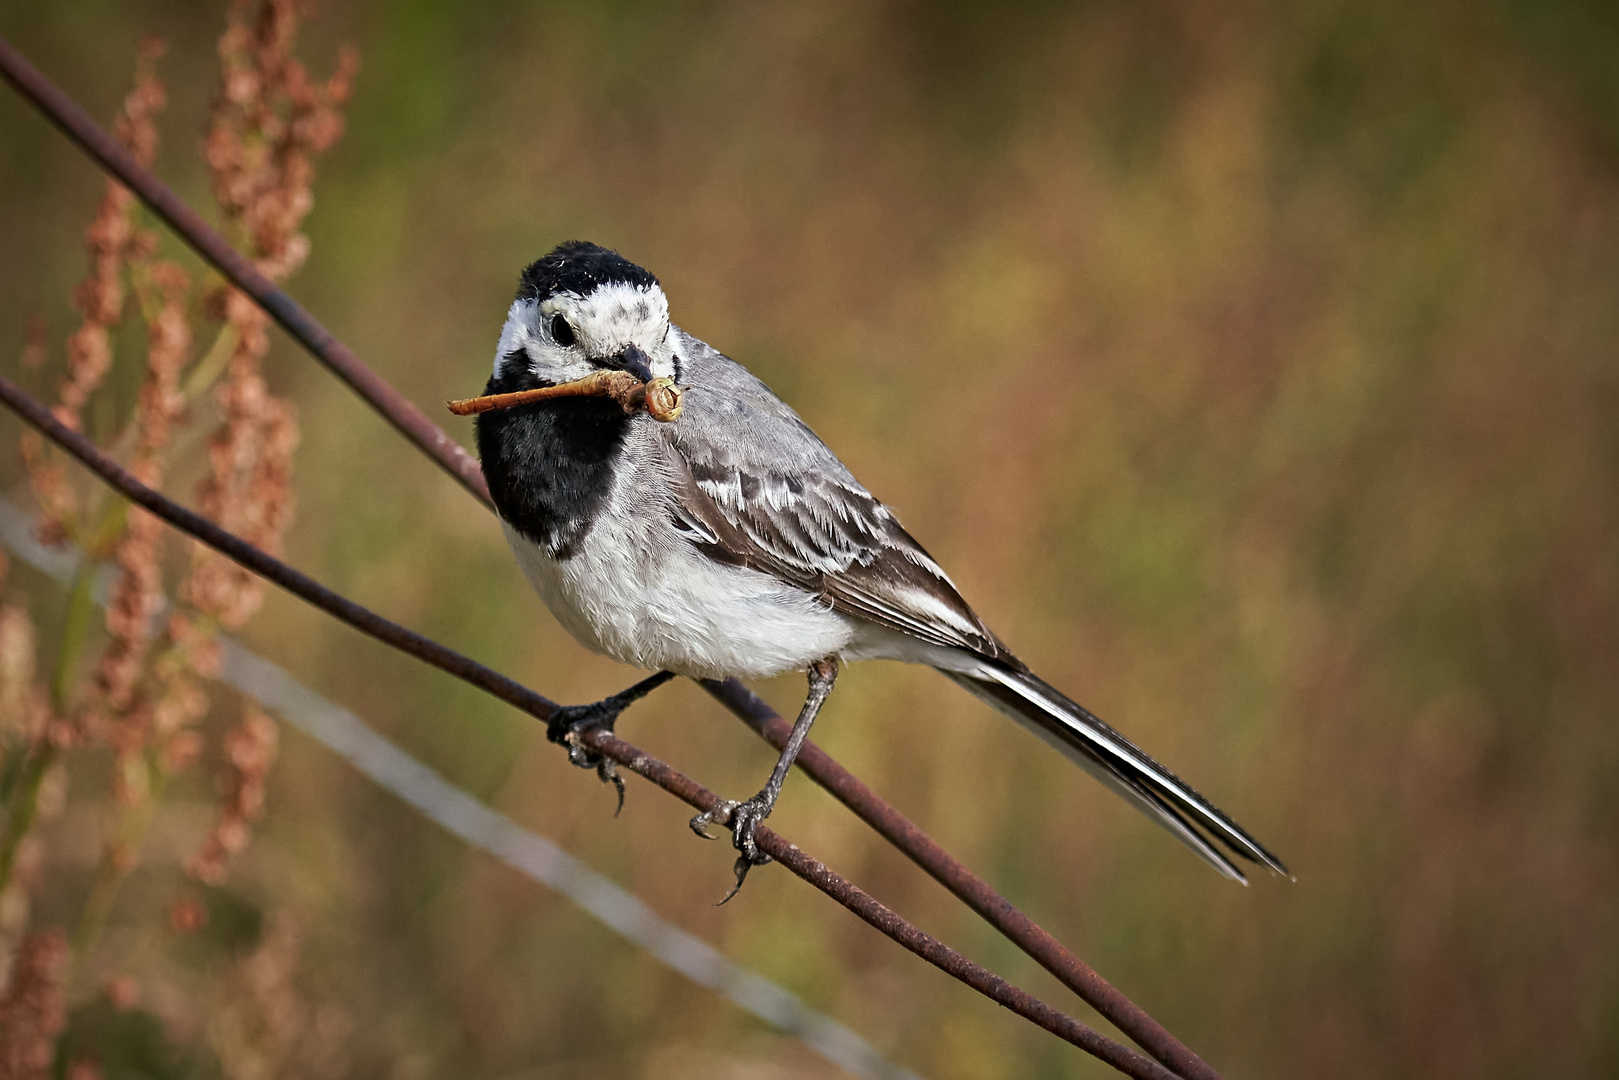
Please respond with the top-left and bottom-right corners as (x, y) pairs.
(500, 442), (857, 680)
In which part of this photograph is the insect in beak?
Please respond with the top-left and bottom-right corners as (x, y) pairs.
(447, 370), (684, 422)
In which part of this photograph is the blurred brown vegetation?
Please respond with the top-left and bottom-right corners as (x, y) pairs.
(1, 2), (1616, 1078)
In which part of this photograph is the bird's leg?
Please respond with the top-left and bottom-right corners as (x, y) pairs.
(548, 671), (676, 813)
(692, 656), (839, 901)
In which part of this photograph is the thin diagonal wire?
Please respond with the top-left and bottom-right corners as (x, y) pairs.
(0, 36), (1219, 1080)
(0, 372), (1176, 1080)
(588, 730), (1180, 1080)
(0, 497), (921, 1080)
(699, 676), (1221, 1080)
(0, 37), (484, 503)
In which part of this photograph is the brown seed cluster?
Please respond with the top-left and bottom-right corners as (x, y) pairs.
(190, 0), (353, 630)
(189, 705), (279, 885)
(104, 257), (214, 805)
(187, 359), (300, 628)
(90, 259), (196, 781)
(58, 41), (166, 434)
(211, 911), (351, 1080)
(20, 39), (169, 548)
(206, 0), (358, 281)
(0, 930), (68, 1080)
(1, 8), (357, 1066)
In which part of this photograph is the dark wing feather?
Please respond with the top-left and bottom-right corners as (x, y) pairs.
(665, 443), (1014, 664)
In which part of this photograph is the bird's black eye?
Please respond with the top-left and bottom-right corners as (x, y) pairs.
(550, 315), (575, 347)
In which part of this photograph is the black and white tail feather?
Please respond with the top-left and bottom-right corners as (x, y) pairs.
(944, 667), (1287, 882)
(479, 241), (1289, 883)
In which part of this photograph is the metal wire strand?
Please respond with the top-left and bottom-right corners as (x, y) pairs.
(0, 495), (920, 1080)
(0, 35), (1221, 1080)
(0, 371), (1178, 1080)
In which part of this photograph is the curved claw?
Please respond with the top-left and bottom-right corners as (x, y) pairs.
(545, 674), (676, 823)
(716, 855), (756, 906)
(689, 800), (737, 841)
(692, 791), (776, 902)
(598, 759), (625, 816)
(714, 799), (773, 904)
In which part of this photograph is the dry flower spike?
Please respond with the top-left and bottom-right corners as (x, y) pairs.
(190, 0), (352, 633)
(19, 39), (169, 553)
(0, 929), (69, 1080)
(189, 704), (278, 885)
(0, 25), (345, 1068)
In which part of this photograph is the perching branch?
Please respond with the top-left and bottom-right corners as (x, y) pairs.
(0, 35), (1223, 1080)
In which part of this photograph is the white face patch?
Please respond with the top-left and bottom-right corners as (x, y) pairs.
(492, 298), (541, 378)
(492, 282), (679, 383)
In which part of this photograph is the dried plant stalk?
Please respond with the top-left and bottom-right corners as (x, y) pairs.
(209, 910), (341, 1080)
(0, 10), (369, 1076)
(189, 704), (278, 885)
(190, 0), (354, 631)
(0, 562), (62, 972)
(206, 0), (357, 282)
(89, 258), (197, 801)
(20, 38), (167, 548)
(0, 929), (69, 1080)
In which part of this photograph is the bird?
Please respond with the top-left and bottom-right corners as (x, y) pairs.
(473, 240), (1287, 893)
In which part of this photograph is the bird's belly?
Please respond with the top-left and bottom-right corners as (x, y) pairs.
(501, 519), (854, 679)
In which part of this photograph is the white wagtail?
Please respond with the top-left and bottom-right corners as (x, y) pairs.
(472, 241), (1287, 891)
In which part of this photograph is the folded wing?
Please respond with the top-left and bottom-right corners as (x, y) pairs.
(666, 418), (1011, 663)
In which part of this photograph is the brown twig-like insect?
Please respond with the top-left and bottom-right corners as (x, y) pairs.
(446, 370), (684, 421)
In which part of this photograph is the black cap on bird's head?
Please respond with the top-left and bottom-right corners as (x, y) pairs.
(517, 241), (660, 305)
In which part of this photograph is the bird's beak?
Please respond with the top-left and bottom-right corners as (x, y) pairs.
(612, 344), (656, 384)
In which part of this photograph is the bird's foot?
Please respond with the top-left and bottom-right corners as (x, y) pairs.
(726, 791), (775, 866)
(547, 673), (675, 815)
(551, 711), (625, 813)
(689, 790), (776, 904)
(547, 697), (620, 751)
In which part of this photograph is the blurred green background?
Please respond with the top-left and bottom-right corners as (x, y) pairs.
(3, 1), (1617, 1077)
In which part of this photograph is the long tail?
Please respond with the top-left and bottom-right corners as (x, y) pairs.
(941, 664), (1288, 883)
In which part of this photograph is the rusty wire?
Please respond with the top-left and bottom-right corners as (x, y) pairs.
(0, 494), (919, 1080)
(701, 677), (1223, 1080)
(0, 39), (485, 504)
(0, 35), (1224, 1080)
(0, 370), (1178, 1080)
